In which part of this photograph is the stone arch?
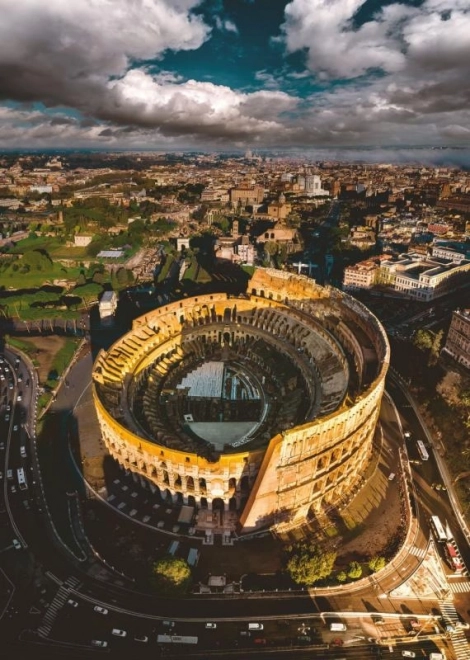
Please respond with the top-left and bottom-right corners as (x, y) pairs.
(212, 497), (224, 511)
(186, 476), (195, 491)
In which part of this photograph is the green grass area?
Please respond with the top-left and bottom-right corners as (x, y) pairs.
(5, 335), (37, 355)
(49, 245), (89, 259)
(157, 254), (175, 283)
(0, 262), (83, 289)
(50, 337), (81, 376)
(8, 234), (63, 254)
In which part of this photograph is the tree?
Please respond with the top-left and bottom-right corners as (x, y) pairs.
(336, 571), (347, 583)
(152, 557), (192, 595)
(413, 329), (433, 351)
(347, 561), (363, 579)
(368, 556), (386, 573)
(286, 544), (336, 586)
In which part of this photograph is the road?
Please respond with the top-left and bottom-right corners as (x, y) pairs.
(0, 343), (468, 659)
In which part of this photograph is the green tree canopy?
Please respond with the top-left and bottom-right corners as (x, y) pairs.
(368, 556), (386, 573)
(286, 544), (336, 586)
(152, 557), (192, 595)
(347, 561), (363, 579)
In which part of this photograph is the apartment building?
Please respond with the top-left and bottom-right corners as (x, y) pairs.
(442, 309), (470, 369)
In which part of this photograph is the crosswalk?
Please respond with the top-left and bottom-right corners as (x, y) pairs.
(439, 597), (470, 660)
(409, 545), (427, 560)
(37, 576), (81, 638)
(448, 580), (470, 594)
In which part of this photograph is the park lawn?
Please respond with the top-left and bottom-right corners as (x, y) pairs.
(8, 235), (63, 254)
(49, 245), (89, 259)
(0, 262), (82, 288)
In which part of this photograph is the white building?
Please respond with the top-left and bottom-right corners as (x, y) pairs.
(305, 175), (329, 197)
(99, 291), (118, 324)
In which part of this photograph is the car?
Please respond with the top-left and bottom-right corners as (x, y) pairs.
(10, 485), (16, 494)
(93, 605), (108, 615)
(13, 424), (18, 432)
(0, 443), (4, 451)
(12, 539), (21, 550)
(91, 640), (108, 648)
(0, 472), (3, 480)
(134, 635), (149, 643)
(205, 623), (217, 629)
(248, 623), (264, 630)
(112, 629), (127, 637)
(17, 394), (22, 402)
(67, 599), (79, 608)
(402, 652), (416, 658)
(162, 620), (175, 627)
(388, 473), (396, 481)
(5, 414), (9, 422)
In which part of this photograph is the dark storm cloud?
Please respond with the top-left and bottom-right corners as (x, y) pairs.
(0, 0), (468, 148)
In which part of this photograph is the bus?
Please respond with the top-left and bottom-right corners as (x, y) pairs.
(157, 635), (198, 645)
(430, 515), (447, 543)
(445, 543), (464, 573)
(17, 467), (27, 491)
(416, 440), (429, 461)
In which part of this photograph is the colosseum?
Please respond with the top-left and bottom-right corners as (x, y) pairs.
(92, 268), (389, 535)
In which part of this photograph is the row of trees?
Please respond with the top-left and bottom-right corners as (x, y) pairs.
(285, 541), (386, 587)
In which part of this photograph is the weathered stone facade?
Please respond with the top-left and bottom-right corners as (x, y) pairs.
(92, 269), (389, 533)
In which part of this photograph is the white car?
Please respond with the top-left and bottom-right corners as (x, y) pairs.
(134, 635), (148, 643)
(112, 628), (127, 637)
(93, 605), (108, 615)
(67, 599), (79, 608)
(12, 539), (22, 550)
(91, 640), (108, 648)
(205, 623), (217, 629)
(402, 652), (416, 658)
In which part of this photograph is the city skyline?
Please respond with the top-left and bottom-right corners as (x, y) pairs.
(0, 0), (469, 158)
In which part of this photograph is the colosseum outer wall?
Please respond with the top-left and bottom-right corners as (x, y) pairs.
(92, 268), (389, 534)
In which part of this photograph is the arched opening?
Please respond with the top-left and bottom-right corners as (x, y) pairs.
(199, 478), (207, 493)
(223, 331), (231, 344)
(175, 491), (184, 505)
(200, 497), (208, 509)
(187, 494), (196, 507)
(228, 477), (236, 491)
(174, 474), (182, 489)
(186, 476), (195, 491)
(240, 475), (250, 492)
(229, 496), (237, 511)
(162, 470), (170, 485)
(212, 497), (224, 511)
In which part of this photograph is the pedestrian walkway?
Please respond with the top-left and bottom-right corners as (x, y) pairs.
(37, 576), (81, 638)
(439, 596), (470, 660)
(447, 579), (470, 593)
(409, 545), (427, 560)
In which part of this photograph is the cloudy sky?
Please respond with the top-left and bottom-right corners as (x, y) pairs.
(0, 0), (469, 151)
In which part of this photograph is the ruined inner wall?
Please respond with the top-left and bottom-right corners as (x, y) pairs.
(92, 269), (389, 532)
